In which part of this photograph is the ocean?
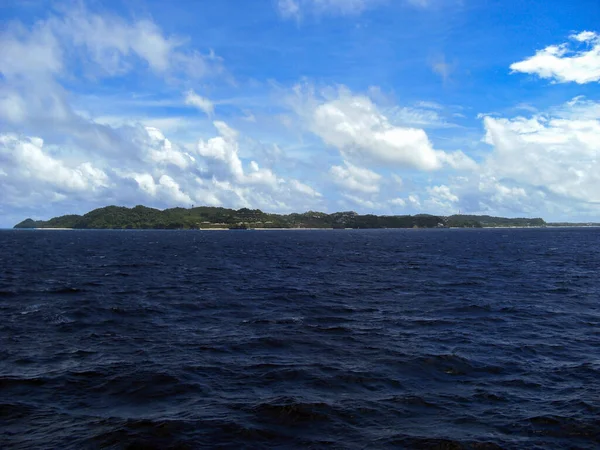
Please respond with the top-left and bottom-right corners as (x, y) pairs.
(1, 228), (599, 449)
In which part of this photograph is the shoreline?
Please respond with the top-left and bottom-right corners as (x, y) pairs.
(6, 225), (600, 231)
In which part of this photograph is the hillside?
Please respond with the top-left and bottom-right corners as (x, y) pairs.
(13, 206), (550, 230)
(446, 214), (546, 228)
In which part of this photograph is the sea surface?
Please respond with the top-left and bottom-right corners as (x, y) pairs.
(1, 228), (599, 449)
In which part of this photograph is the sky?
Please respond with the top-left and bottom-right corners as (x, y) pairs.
(1, 0), (599, 226)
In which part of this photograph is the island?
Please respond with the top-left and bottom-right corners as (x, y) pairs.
(13, 205), (550, 230)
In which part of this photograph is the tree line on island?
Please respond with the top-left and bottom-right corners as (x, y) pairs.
(14, 205), (549, 229)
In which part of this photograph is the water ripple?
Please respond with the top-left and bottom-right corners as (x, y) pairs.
(1, 228), (600, 449)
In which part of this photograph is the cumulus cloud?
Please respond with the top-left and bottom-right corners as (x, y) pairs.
(0, 120), (323, 220)
(438, 150), (479, 171)
(196, 121), (322, 201)
(145, 127), (195, 169)
(197, 121), (247, 181)
(510, 31), (600, 84)
(10, 1), (596, 224)
(0, 5), (329, 224)
(424, 184), (459, 213)
(481, 97), (600, 203)
(427, 184), (458, 203)
(329, 160), (382, 193)
(125, 172), (193, 205)
(478, 177), (529, 209)
(406, 97), (600, 218)
(312, 94), (440, 169)
(0, 134), (108, 192)
(293, 85), (476, 171)
(403, 94), (599, 219)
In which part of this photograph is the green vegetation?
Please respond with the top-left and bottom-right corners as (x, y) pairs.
(446, 215), (546, 228)
(13, 205), (550, 230)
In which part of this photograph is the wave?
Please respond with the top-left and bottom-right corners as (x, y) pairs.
(375, 435), (505, 449)
(3, 228), (600, 448)
(505, 415), (600, 442)
(0, 290), (18, 297)
(244, 397), (334, 425)
(409, 354), (505, 377)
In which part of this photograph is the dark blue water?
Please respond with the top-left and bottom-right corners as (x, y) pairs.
(1, 229), (599, 449)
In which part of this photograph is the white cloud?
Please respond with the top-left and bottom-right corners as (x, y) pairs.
(510, 31), (600, 84)
(515, 103), (538, 113)
(0, 120), (324, 221)
(0, 79), (73, 127)
(192, 178), (222, 206)
(289, 179), (322, 197)
(185, 90), (214, 117)
(552, 96), (600, 120)
(480, 97), (600, 204)
(407, 195), (421, 208)
(0, 91), (28, 123)
(61, 11), (174, 74)
(389, 197), (406, 206)
(330, 160), (381, 193)
(341, 193), (379, 210)
(0, 20), (63, 79)
(390, 105), (454, 128)
(308, 90), (441, 169)
(0, 7), (334, 224)
(11, 2), (599, 224)
(157, 174), (194, 205)
(479, 177), (527, 207)
(131, 172), (158, 196)
(0, 6), (222, 82)
(194, 121), (323, 210)
(245, 160), (280, 187)
(391, 174), (403, 187)
(126, 172), (193, 205)
(294, 86), (475, 171)
(0, 7), (223, 165)
(438, 150), (478, 171)
(427, 184), (458, 203)
(145, 127), (194, 169)
(0, 134), (108, 192)
(197, 121), (245, 180)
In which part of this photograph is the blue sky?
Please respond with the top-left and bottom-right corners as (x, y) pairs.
(1, 0), (599, 226)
